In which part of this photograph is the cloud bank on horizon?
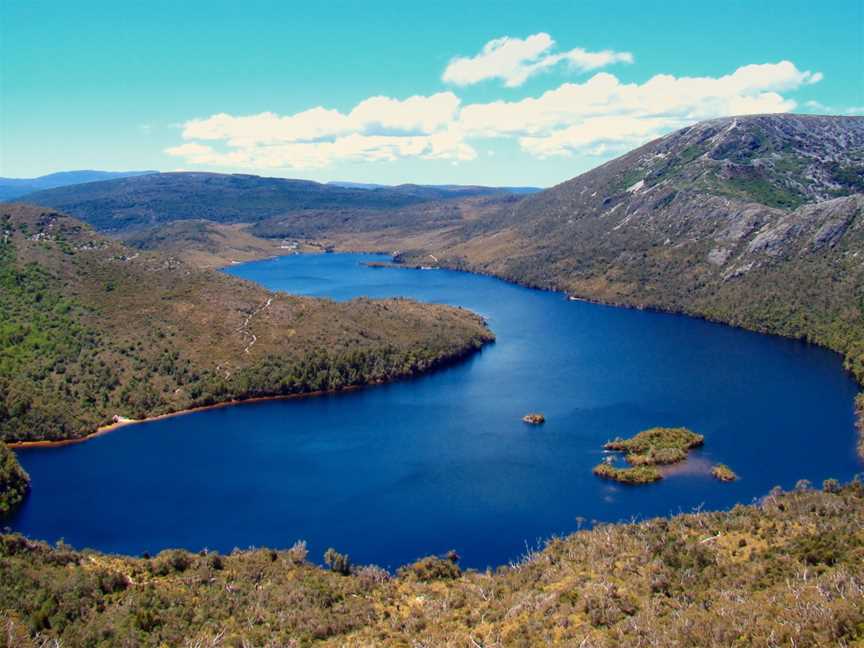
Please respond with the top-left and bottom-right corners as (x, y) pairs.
(166, 33), (824, 172)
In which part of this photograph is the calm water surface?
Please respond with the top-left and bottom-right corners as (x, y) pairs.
(10, 253), (862, 568)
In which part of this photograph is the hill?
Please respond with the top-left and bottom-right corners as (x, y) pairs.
(117, 219), (321, 269)
(0, 203), (492, 444)
(1, 481), (862, 646)
(0, 171), (156, 201)
(328, 180), (542, 195)
(12, 172), (520, 232)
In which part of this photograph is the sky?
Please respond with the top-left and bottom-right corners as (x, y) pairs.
(1, 0), (863, 187)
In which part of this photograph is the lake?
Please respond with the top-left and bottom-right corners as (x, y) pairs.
(9, 253), (862, 569)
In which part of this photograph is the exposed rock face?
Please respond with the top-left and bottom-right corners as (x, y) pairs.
(471, 115), (864, 277)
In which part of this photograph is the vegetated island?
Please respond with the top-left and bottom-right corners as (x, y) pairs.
(0, 204), (494, 445)
(711, 463), (738, 482)
(593, 427), (704, 484)
(522, 413), (545, 424)
(1, 480), (861, 646)
(0, 441), (29, 515)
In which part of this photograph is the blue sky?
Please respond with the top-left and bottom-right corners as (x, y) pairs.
(2, 0), (862, 186)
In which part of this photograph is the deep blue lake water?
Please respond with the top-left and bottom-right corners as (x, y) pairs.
(9, 253), (862, 569)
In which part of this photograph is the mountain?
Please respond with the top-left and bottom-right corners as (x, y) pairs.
(0, 170), (156, 201)
(11, 172), (522, 233)
(0, 203), (491, 443)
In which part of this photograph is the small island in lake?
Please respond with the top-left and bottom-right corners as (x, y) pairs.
(593, 427), (704, 484)
(522, 413), (546, 424)
(711, 463), (738, 482)
(592, 462), (662, 484)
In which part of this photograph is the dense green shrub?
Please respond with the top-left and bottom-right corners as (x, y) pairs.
(0, 442), (29, 515)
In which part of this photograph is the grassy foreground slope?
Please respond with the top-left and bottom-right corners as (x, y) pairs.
(0, 203), (492, 443)
(1, 483), (862, 647)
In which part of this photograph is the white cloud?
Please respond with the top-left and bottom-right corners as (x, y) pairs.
(166, 132), (475, 170)
(166, 93), (471, 169)
(165, 59), (822, 170)
(457, 62), (820, 156)
(182, 93), (460, 148)
(442, 33), (632, 87)
(519, 116), (683, 158)
(164, 142), (215, 162)
(805, 100), (864, 115)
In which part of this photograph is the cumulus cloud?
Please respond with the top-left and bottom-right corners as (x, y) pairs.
(805, 100), (863, 115)
(442, 33), (633, 87)
(518, 116), (682, 158)
(458, 61), (821, 156)
(165, 59), (822, 170)
(166, 93), (473, 169)
(182, 93), (461, 147)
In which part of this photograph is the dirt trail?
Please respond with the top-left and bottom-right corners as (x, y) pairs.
(236, 297), (273, 354)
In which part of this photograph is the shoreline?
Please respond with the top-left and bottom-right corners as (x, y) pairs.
(7, 385), (373, 450)
(7, 334), (492, 450)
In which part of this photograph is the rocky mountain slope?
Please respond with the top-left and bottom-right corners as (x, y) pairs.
(0, 204), (492, 443)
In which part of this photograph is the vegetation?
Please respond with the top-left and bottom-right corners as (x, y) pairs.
(0, 443), (29, 515)
(2, 483), (862, 646)
(118, 219), (315, 269)
(592, 462), (662, 484)
(594, 428), (710, 484)
(0, 205), (493, 443)
(323, 548), (352, 576)
(711, 463), (738, 482)
(604, 427), (704, 466)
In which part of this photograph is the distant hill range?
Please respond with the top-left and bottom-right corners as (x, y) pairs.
(327, 180), (541, 195)
(0, 170), (156, 201)
(11, 172), (536, 232)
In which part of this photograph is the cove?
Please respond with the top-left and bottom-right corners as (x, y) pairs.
(9, 253), (862, 570)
